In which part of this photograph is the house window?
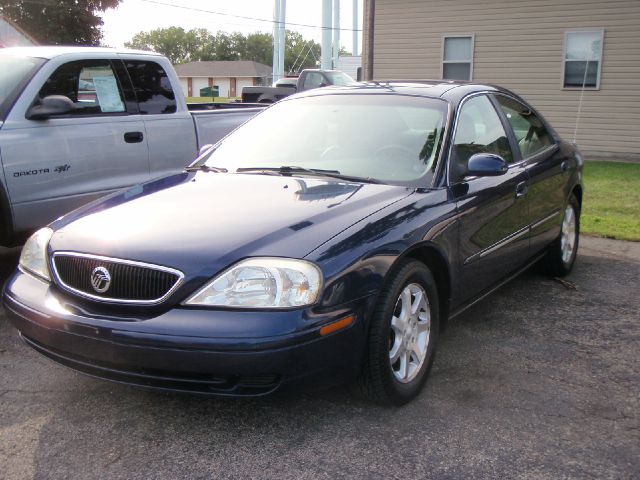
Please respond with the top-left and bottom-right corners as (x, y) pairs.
(563, 30), (603, 89)
(442, 35), (474, 81)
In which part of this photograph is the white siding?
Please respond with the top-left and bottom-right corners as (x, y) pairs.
(371, 0), (640, 159)
(212, 78), (231, 97)
(192, 77), (209, 96)
(178, 78), (188, 97)
(237, 78), (254, 95)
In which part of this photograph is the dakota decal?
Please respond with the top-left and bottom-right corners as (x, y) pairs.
(13, 168), (50, 177)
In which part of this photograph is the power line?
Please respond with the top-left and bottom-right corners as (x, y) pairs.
(138, 0), (362, 33)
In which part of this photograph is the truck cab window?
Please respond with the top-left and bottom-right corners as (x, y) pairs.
(303, 72), (325, 90)
(37, 60), (126, 115)
(124, 60), (176, 114)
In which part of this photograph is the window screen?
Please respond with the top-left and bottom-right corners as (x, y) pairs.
(564, 31), (603, 88)
(443, 36), (473, 81)
(124, 60), (177, 114)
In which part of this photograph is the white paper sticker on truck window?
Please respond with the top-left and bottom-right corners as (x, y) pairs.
(92, 76), (125, 113)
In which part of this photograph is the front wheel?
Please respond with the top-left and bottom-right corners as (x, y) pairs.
(357, 259), (439, 406)
(542, 194), (580, 276)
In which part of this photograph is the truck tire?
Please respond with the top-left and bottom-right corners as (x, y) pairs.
(0, 184), (17, 247)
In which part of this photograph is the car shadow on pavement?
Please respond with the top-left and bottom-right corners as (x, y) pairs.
(1, 246), (638, 479)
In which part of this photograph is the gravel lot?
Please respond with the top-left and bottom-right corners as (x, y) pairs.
(0, 237), (638, 480)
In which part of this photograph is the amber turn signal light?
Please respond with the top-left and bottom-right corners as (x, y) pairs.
(319, 315), (354, 336)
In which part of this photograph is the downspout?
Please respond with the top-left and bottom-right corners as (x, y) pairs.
(365, 0), (375, 80)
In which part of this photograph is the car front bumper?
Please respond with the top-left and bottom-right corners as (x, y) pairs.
(2, 270), (372, 396)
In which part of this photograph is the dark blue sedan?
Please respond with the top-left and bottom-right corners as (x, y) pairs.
(2, 81), (583, 405)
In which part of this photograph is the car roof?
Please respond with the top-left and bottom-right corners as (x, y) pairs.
(0, 46), (162, 60)
(292, 80), (522, 106)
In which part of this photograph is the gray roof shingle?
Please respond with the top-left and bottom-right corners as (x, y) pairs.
(174, 60), (272, 78)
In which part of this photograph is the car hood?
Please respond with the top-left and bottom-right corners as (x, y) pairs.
(49, 172), (413, 280)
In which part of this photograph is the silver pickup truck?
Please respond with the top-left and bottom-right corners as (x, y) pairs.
(0, 47), (263, 246)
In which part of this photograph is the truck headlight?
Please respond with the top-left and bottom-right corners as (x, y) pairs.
(19, 227), (53, 282)
(184, 258), (322, 308)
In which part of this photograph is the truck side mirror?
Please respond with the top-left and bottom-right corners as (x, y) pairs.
(26, 95), (75, 120)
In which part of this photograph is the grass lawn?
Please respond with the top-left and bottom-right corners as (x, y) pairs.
(186, 97), (238, 103)
(581, 161), (640, 241)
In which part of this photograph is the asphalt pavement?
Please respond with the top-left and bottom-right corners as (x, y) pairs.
(0, 237), (638, 480)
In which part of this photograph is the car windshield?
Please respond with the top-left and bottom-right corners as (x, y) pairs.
(205, 93), (448, 185)
(326, 71), (354, 86)
(0, 55), (44, 118)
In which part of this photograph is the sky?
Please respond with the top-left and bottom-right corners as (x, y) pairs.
(101, 0), (363, 55)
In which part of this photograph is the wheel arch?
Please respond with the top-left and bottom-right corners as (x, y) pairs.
(393, 242), (452, 332)
(0, 181), (15, 246)
(571, 183), (583, 210)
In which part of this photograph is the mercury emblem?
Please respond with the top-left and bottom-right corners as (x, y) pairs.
(90, 266), (111, 293)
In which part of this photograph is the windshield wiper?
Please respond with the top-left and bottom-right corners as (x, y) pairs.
(235, 166), (381, 184)
(185, 165), (228, 173)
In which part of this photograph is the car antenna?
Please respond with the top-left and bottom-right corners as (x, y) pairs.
(572, 43), (596, 145)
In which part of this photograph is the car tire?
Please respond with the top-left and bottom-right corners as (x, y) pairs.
(542, 194), (580, 277)
(357, 259), (439, 406)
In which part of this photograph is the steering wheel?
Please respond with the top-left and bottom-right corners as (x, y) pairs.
(320, 145), (342, 161)
(372, 145), (420, 177)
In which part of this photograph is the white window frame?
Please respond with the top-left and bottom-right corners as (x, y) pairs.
(561, 29), (604, 90)
(441, 34), (475, 81)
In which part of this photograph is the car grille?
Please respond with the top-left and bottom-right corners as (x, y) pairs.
(52, 253), (183, 304)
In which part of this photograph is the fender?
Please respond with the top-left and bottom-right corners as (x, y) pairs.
(0, 180), (16, 246)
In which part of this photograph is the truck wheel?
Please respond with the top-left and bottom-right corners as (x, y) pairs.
(357, 259), (439, 406)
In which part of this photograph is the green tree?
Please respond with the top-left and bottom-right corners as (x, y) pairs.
(0, 0), (120, 45)
(244, 32), (273, 66)
(284, 30), (320, 73)
(125, 27), (216, 64)
(124, 27), (323, 71)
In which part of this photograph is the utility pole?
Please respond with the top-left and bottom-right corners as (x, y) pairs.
(278, 0), (286, 76)
(321, 0), (332, 69)
(272, 0), (286, 82)
(332, 0), (340, 68)
(352, 0), (358, 56)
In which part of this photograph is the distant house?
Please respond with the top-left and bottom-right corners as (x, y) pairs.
(0, 15), (38, 47)
(174, 60), (272, 98)
(363, 0), (640, 161)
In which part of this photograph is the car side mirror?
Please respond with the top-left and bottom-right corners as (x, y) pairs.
(466, 153), (508, 177)
(199, 144), (214, 156)
(26, 95), (75, 120)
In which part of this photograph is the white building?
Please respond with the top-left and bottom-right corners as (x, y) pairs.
(174, 60), (272, 98)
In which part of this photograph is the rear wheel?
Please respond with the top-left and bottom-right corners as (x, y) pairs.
(357, 260), (439, 406)
(542, 194), (580, 277)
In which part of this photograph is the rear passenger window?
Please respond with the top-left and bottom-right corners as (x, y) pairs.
(495, 95), (552, 158)
(124, 60), (176, 114)
(452, 95), (513, 171)
(37, 60), (126, 115)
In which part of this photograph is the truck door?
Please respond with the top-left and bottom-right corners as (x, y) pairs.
(123, 59), (198, 180)
(1, 59), (150, 232)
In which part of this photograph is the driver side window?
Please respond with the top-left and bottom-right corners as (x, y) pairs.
(303, 72), (324, 90)
(37, 60), (126, 116)
(452, 95), (513, 176)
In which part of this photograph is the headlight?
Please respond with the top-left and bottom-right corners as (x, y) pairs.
(19, 227), (53, 281)
(184, 258), (322, 308)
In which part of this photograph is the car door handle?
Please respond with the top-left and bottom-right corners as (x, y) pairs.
(124, 131), (144, 143)
(516, 181), (528, 198)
